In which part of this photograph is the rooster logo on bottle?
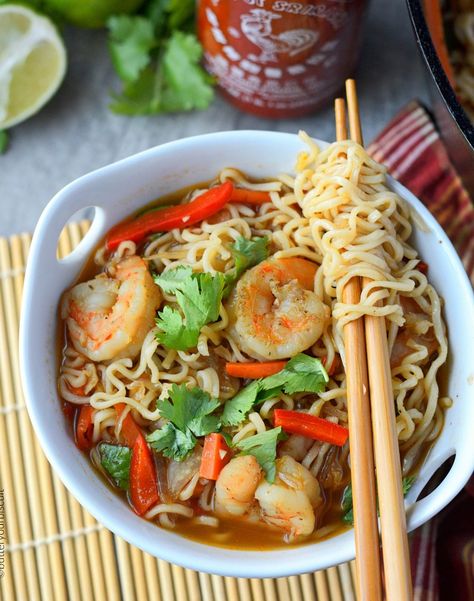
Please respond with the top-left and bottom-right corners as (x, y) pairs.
(240, 9), (318, 63)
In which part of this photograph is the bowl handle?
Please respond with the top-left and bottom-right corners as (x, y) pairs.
(406, 450), (466, 529)
(29, 182), (112, 279)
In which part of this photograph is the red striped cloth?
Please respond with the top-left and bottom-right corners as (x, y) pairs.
(369, 103), (474, 601)
(368, 101), (474, 285)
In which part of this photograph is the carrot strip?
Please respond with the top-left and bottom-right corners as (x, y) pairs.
(199, 433), (232, 480)
(230, 188), (271, 205)
(322, 355), (342, 377)
(130, 433), (159, 515)
(225, 360), (288, 379)
(75, 405), (95, 451)
(274, 409), (349, 446)
(115, 403), (142, 448)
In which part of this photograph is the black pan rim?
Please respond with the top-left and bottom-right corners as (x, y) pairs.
(406, 0), (474, 150)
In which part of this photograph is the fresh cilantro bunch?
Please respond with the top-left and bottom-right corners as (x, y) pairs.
(154, 266), (225, 350)
(147, 384), (220, 460)
(222, 354), (329, 427)
(107, 0), (214, 114)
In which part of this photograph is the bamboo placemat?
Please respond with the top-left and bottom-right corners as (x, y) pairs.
(0, 222), (357, 601)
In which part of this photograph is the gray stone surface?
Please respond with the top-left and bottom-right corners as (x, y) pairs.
(1, 0), (429, 237)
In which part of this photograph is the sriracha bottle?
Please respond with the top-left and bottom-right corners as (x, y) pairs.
(198, 0), (368, 118)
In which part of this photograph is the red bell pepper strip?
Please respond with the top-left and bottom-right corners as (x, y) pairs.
(199, 433), (232, 480)
(76, 405), (95, 451)
(106, 181), (234, 251)
(417, 261), (428, 275)
(115, 403), (142, 448)
(225, 360), (287, 379)
(321, 355), (342, 377)
(230, 188), (271, 205)
(273, 409), (349, 447)
(129, 432), (159, 515)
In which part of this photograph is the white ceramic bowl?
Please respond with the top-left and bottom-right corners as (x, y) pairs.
(20, 131), (474, 578)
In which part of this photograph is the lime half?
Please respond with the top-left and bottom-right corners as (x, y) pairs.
(0, 4), (67, 129)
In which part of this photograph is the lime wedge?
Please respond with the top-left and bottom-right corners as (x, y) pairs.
(0, 4), (67, 129)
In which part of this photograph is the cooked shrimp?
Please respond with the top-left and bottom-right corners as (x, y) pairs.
(226, 258), (329, 360)
(62, 256), (161, 362)
(214, 455), (262, 517)
(255, 456), (321, 539)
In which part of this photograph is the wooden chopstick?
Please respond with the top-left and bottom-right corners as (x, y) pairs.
(336, 97), (382, 601)
(345, 78), (413, 601)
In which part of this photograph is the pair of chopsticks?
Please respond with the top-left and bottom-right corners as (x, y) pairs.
(336, 80), (413, 601)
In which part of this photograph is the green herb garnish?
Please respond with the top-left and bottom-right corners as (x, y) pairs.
(99, 443), (132, 490)
(235, 427), (287, 483)
(107, 0), (214, 115)
(224, 235), (269, 296)
(341, 476), (416, 525)
(222, 354), (329, 427)
(146, 384), (220, 461)
(154, 266), (225, 350)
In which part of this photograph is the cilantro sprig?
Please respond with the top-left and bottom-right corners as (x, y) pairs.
(222, 354), (329, 427)
(107, 0), (214, 115)
(154, 266), (225, 350)
(147, 384), (220, 461)
(235, 427), (287, 482)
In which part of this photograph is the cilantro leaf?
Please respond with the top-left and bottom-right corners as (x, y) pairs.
(147, 384), (220, 461)
(232, 236), (269, 277)
(236, 427), (287, 483)
(341, 476), (415, 525)
(0, 130), (8, 154)
(99, 443), (131, 490)
(153, 265), (193, 293)
(222, 380), (261, 427)
(154, 305), (196, 351)
(109, 66), (164, 115)
(224, 236), (269, 296)
(108, 16), (156, 84)
(158, 384), (220, 434)
(146, 0), (195, 34)
(161, 32), (214, 112)
(154, 268), (225, 350)
(221, 354), (329, 426)
(262, 354), (329, 395)
(147, 422), (195, 461)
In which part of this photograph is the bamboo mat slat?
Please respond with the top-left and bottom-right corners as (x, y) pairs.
(0, 224), (357, 601)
